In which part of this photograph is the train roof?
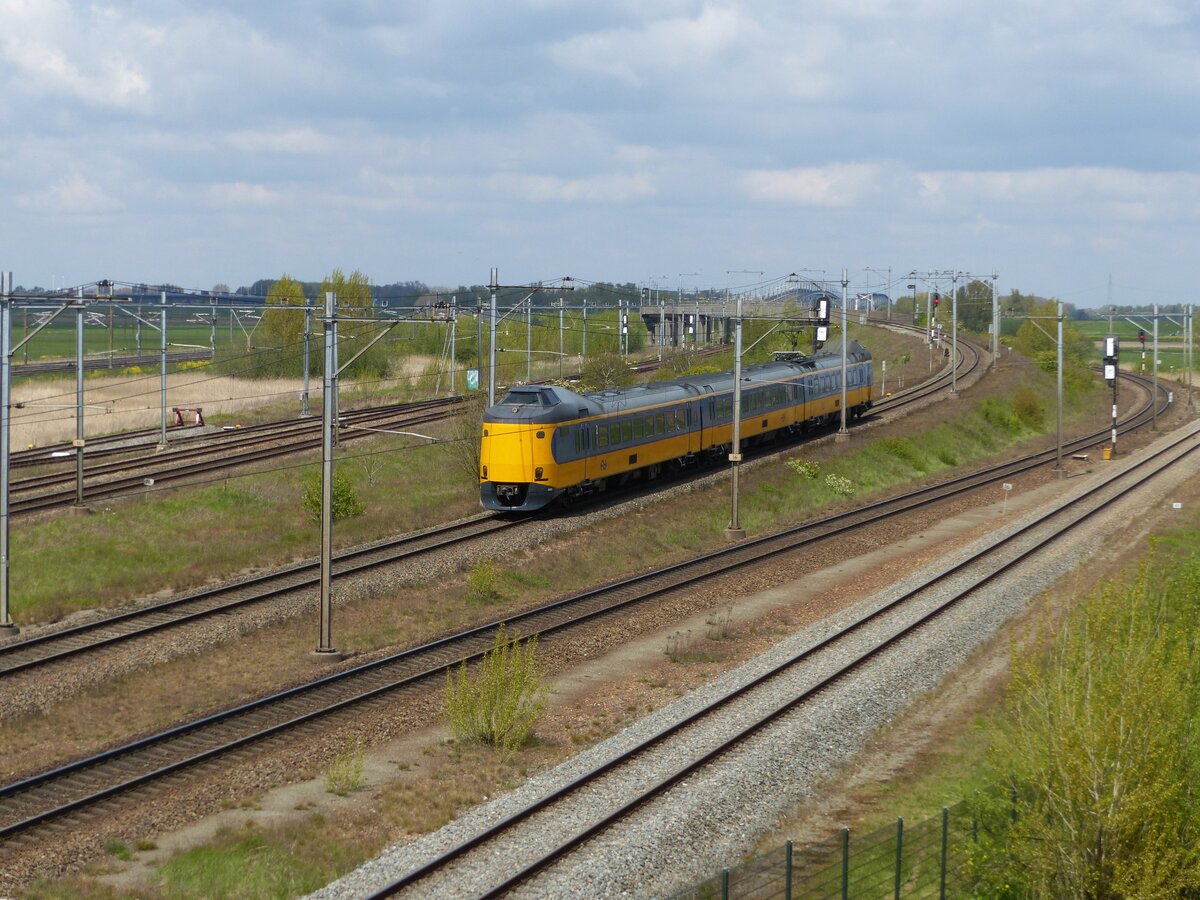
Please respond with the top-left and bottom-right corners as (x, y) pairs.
(482, 341), (871, 424)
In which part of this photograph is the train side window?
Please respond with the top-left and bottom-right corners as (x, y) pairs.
(597, 426), (608, 449)
(622, 420), (633, 443)
(645, 414), (655, 435)
(609, 423), (620, 446)
(574, 429), (581, 454)
(656, 412), (666, 434)
(633, 418), (643, 440)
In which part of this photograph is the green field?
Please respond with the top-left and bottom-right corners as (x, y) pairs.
(1072, 317), (1189, 342)
(13, 309), (243, 362)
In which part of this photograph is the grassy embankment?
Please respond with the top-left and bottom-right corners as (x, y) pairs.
(10, 424), (479, 624)
(748, 517), (1200, 896)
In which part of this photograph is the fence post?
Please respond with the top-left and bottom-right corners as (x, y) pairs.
(721, 866), (730, 900)
(940, 807), (949, 899)
(785, 840), (793, 900)
(841, 827), (850, 900)
(894, 817), (904, 900)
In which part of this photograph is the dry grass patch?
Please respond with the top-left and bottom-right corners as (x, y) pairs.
(12, 372), (319, 448)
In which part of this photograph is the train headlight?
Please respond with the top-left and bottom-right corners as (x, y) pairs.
(482, 465), (488, 478)
(535, 466), (544, 480)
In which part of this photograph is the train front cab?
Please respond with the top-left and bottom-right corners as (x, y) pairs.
(480, 386), (589, 512)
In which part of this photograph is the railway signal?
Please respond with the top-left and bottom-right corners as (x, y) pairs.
(1103, 335), (1119, 383)
(815, 297), (830, 349)
(1104, 333), (1119, 457)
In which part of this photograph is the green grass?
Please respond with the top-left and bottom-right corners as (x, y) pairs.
(14, 317), (237, 362)
(11, 432), (478, 624)
(156, 824), (338, 899)
(779, 527), (1200, 897)
(1072, 318), (1190, 342)
(1072, 317), (1195, 374)
(732, 390), (1055, 534)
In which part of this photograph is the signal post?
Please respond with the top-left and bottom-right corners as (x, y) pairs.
(1103, 334), (1119, 458)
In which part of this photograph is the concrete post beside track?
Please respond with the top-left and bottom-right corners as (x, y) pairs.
(74, 301), (87, 510)
(316, 291), (339, 658)
(725, 287), (746, 541)
(838, 269), (850, 439)
(158, 292), (168, 450)
(0, 278), (15, 637)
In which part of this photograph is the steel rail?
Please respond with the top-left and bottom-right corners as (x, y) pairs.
(12, 397), (461, 485)
(0, 372), (1167, 845)
(11, 350), (211, 378)
(10, 397), (460, 471)
(0, 514), (517, 677)
(8, 404), (462, 515)
(0, 337), (983, 671)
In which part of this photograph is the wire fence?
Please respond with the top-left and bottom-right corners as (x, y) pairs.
(671, 796), (1013, 899)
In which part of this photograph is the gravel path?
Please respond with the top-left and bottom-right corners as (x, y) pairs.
(312, 418), (1200, 899)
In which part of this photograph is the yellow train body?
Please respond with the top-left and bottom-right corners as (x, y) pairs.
(480, 343), (873, 511)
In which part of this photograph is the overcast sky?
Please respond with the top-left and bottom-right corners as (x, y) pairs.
(2, 0), (1197, 306)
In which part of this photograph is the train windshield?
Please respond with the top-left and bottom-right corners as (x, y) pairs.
(499, 389), (557, 407)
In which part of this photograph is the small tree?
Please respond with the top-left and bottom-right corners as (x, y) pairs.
(443, 624), (548, 753)
(990, 569), (1200, 896)
(445, 393), (487, 484)
(319, 268), (388, 379)
(578, 352), (635, 391)
(301, 469), (365, 523)
(262, 273), (307, 351)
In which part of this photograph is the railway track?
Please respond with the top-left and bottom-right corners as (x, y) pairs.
(367, 387), (1199, 898)
(0, 338), (982, 675)
(7, 343), (730, 512)
(9, 397), (465, 514)
(11, 350), (212, 378)
(0, 512), (517, 678)
(8, 333), (924, 515)
(0, 367), (1168, 849)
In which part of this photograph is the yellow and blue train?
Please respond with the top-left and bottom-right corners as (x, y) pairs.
(479, 341), (873, 511)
